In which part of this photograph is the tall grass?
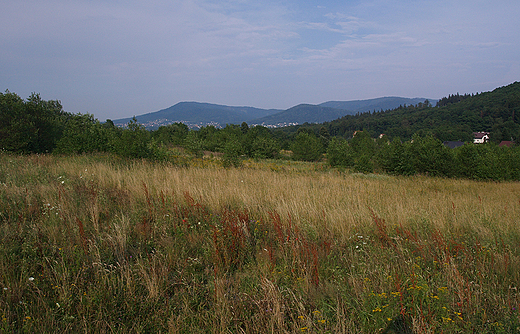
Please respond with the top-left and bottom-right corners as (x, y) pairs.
(1, 153), (519, 333)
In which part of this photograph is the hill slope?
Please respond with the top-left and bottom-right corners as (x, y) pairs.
(251, 97), (434, 126)
(318, 81), (520, 142)
(114, 102), (281, 129)
(113, 97), (434, 129)
(319, 97), (431, 113)
(249, 104), (347, 126)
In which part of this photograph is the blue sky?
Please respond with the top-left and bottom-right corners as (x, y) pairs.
(2, 0), (519, 120)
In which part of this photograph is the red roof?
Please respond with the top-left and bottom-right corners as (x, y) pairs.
(473, 132), (490, 139)
(499, 141), (514, 147)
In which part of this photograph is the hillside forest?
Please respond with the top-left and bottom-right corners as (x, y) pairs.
(1, 82), (520, 180)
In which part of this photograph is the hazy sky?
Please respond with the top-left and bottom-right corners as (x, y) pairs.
(2, 0), (519, 120)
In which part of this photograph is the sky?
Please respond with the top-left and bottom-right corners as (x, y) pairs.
(2, 0), (519, 121)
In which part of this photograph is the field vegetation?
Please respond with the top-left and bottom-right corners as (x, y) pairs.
(1, 152), (519, 333)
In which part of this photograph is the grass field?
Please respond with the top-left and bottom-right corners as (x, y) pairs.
(1, 153), (519, 333)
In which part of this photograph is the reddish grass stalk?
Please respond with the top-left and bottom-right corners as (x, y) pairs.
(368, 207), (393, 249)
(268, 211), (284, 243)
(142, 182), (153, 218)
(75, 216), (88, 256)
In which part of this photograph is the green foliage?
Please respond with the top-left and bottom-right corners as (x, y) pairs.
(55, 114), (112, 154)
(222, 135), (243, 167)
(184, 131), (205, 157)
(291, 131), (324, 162)
(408, 134), (455, 177)
(2, 155), (520, 332)
(278, 82), (520, 143)
(0, 91), (36, 153)
(0, 91), (67, 153)
(326, 137), (354, 167)
(111, 117), (167, 160)
(377, 138), (415, 175)
(151, 122), (189, 146)
(243, 126), (280, 159)
(327, 131), (520, 181)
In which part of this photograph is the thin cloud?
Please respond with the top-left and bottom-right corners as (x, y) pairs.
(1, 0), (519, 119)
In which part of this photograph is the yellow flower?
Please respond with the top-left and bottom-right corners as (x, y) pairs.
(372, 307), (382, 312)
(300, 327), (308, 331)
(318, 319), (326, 324)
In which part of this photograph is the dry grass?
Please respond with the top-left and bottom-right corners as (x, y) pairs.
(1, 153), (519, 333)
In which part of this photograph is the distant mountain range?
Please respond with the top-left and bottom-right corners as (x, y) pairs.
(113, 97), (432, 129)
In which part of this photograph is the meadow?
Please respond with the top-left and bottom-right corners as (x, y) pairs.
(1, 152), (519, 333)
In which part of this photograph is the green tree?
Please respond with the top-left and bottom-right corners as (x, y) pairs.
(0, 91), (36, 152)
(222, 135), (243, 167)
(240, 122), (249, 134)
(55, 113), (111, 154)
(152, 123), (189, 146)
(408, 134), (454, 176)
(0, 91), (67, 153)
(377, 138), (415, 175)
(243, 126), (279, 159)
(25, 93), (67, 153)
(184, 131), (204, 157)
(291, 132), (323, 162)
(112, 117), (161, 159)
(349, 131), (376, 173)
(326, 137), (354, 167)
(250, 136), (280, 159)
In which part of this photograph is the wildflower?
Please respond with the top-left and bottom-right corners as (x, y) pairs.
(317, 319), (326, 324)
(300, 327), (308, 331)
(28, 277), (34, 282)
(372, 307), (382, 312)
(298, 315), (304, 319)
(313, 310), (321, 315)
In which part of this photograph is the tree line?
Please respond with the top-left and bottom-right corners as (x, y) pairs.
(327, 131), (520, 181)
(2, 88), (520, 180)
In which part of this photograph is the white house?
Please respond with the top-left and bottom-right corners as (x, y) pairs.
(473, 132), (490, 144)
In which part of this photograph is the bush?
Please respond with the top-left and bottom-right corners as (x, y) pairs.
(291, 132), (323, 162)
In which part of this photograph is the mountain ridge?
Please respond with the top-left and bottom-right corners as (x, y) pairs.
(113, 97), (434, 129)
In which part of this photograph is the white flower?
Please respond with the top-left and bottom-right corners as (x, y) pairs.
(28, 277), (34, 281)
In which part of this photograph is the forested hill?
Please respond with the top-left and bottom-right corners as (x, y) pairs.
(313, 81), (520, 143)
